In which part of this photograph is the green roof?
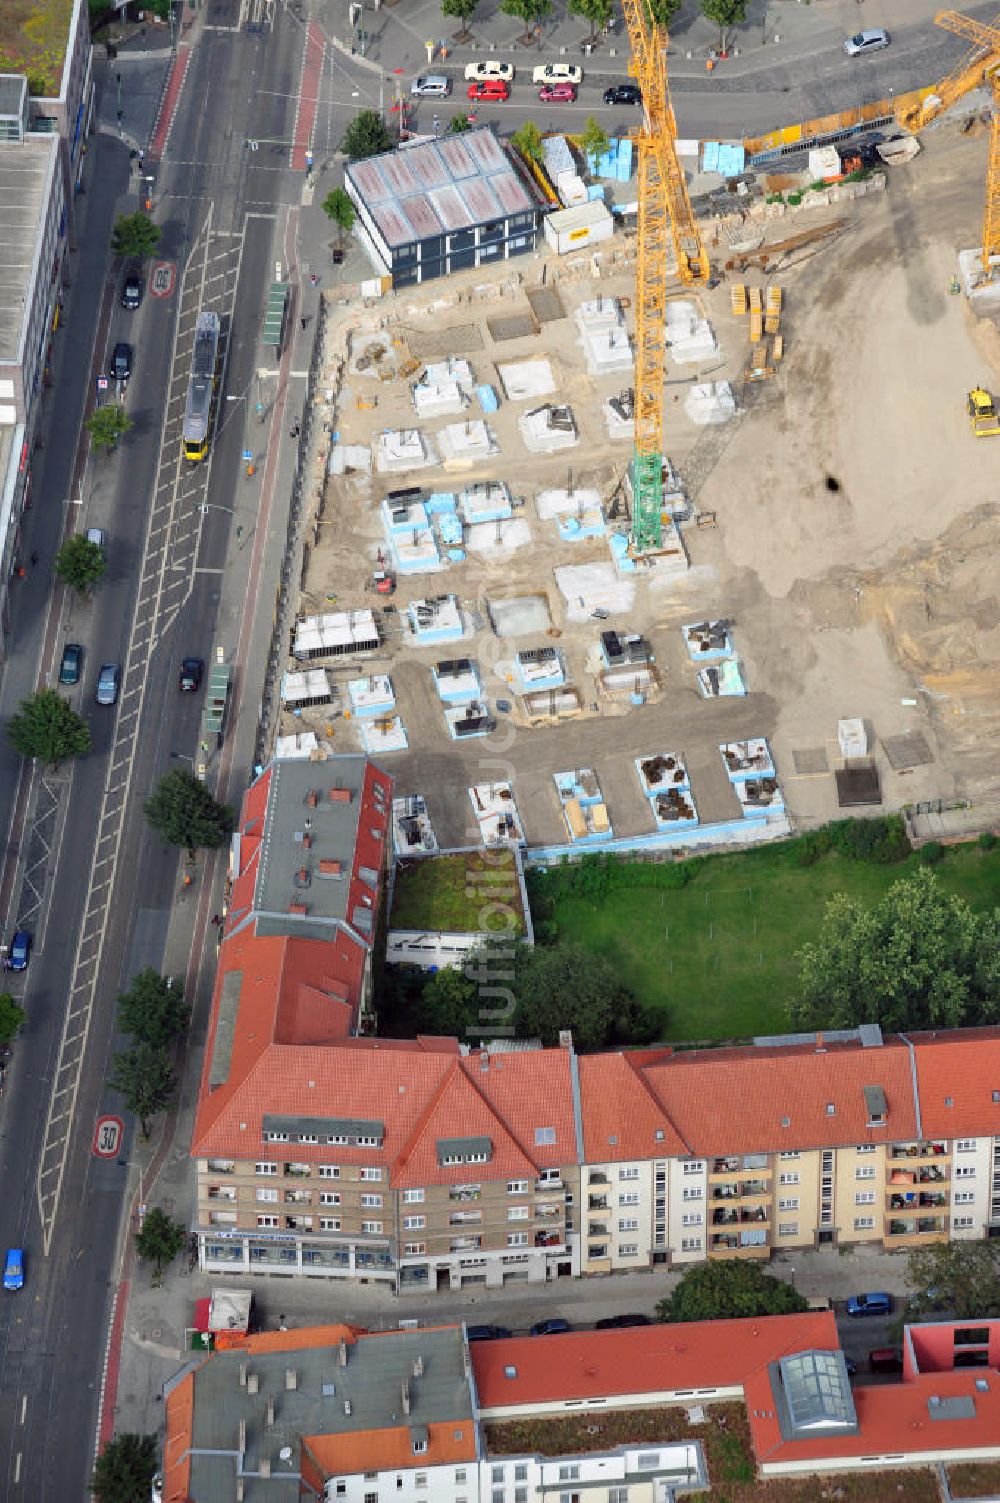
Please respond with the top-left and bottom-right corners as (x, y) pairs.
(391, 851), (526, 936)
(0, 0), (74, 97)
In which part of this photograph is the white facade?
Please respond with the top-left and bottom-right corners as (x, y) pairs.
(666, 1158), (707, 1265)
(950, 1134), (993, 1239)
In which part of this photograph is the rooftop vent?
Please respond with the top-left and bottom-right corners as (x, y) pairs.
(319, 859), (342, 876)
(412, 1355), (424, 1379)
(339, 1338), (348, 1367)
(266, 1395), (275, 1426)
(285, 1368), (298, 1391)
(260, 1459), (271, 1479)
(344, 1399), (353, 1416)
(247, 1374), (259, 1396)
(306, 790), (319, 808)
(329, 787), (352, 803)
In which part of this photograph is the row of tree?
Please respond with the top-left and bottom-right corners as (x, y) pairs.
(439, 0), (748, 45)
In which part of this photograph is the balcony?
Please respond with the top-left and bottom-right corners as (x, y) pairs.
(711, 1154), (768, 1178)
(285, 1215), (312, 1230)
(448, 1211), (482, 1226)
(534, 1231), (563, 1248)
(535, 1178), (565, 1195)
(588, 1171), (608, 1186)
(589, 1222), (609, 1237)
(588, 1244), (608, 1260)
(711, 1179), (770, 1202)
(207, 1186), (236, 1201)
(449, 1185), (481, 1202)
(207, 1160), (236, 1174)
(284, 1190), (312, 1204)
(889, 1191), (947, 1211)
(887, 1216), (945, 1238)
(710, 1232), (769, 1256)
(535, 1203), (562, 1219)
(450, 1237), (482, 1252)
(588, 1196), (609, 1212)
(712, 1206), (768, 1226)
(890, 1142), (949, 1161)
(284, 1163), (312, 1178)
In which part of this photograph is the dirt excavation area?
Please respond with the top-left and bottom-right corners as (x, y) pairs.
(290, 118), (1000, 847)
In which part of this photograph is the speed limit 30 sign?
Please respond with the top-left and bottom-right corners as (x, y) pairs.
(93, 1115), (124, 1158)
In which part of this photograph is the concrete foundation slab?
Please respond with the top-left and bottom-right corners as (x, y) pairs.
(437, 419), (498, 464)
(487, 595), (552, 638)
(555, 561), (636, 621)
(375, 429), (437, 473)
(497, 358), (556, 401)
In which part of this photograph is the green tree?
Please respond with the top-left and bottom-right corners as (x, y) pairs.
(7, 688), (91, 769)
(582, 116), (611, 169)
(135, 1206), (187, 1278)
(906, 1242), (1000, 1321)
(85, 403), (132, 455)
(568, 0), (612, 42)
(91, 1433), (158, 1503)
(648, 0), (681, 23)
(143, 768), (235, 859)
(420, 965), (478, 1037)
(0, 993), (25, 1045)
(793, 869), (1000, 1034)
(513, 941), (639, 1049)
(442, 0), (478, 39)
(341, 109), (394, 161)
(118, 968), (189, 1050)
(449, 113), (473, 133)
(322, 187), (356, 249)
(700, 0), (747, 50)
(657, 1261), (809, 1323)
(110, 1043), (176, 1139)
(54, 532), (106, 595)
(512, 120), (545, 164)
(145, 0), (173, 17)
(111, 211), (161, 260)
(501, 0), (553, 35)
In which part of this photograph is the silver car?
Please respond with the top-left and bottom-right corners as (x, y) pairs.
(410, 75), (451, 98)
(844, 28), (889, 57)
(96, 663), (120, 706)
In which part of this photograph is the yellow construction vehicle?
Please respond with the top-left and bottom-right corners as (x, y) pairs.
(968, 386), (1000, 434)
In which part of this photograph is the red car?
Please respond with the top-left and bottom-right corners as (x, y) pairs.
(468, 79), (510, 101)
(539, 82), (577, 102)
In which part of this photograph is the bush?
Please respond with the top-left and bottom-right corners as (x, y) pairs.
(825, 815), (911, 864)
(979, 831), (998, 851)
(919, 841), (945, 865)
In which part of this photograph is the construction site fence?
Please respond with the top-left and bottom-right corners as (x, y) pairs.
(743, 86), (932, 166)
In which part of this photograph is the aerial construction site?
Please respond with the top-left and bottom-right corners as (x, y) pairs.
(274, 8), (1000, 860)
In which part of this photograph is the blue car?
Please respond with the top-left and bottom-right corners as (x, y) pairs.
(846, 1291), (891, 1317)
(8, 930), (30, 971)
(3, 1248), (24, 1290)
(530, 1318), (572, 1336)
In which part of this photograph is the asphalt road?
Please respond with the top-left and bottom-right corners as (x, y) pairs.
(0, 4), (306, 1494)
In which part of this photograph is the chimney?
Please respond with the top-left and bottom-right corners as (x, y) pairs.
(412, 1355), (423, 1379)
(266, 1396), (275, 1426)
(320, 858), (342, 876)
(306, 789), (319, 807)
(260, 1459), (272, 1479)
(558, 1029), (573, 1051)
(239, 1419), (247, 1452)
(329, 787), (352, 803)
(339, 1339), (348, 1367)
(816, 1032), (826, 1053)
(239, 1363), (248, 1388)
(401, 1379), (410, 1415)
(302, 833), (313, 849)
(247, 1374), (259, 1396)
(286, 1368), (298, 1391)
(344, 1398), (353, 1416)
(297, 867), (309, 884)
(288, 902), (308, 915)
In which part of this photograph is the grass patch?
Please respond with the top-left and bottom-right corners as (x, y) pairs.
(390, 851), (526, 936)
(0, 0), (74, 95)
(534, 840), (1000, 1042)
(946, 1461), (1000, 1498)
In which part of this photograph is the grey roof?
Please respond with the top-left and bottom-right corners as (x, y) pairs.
(864, 1084), (888, 1118)
(0, 135), (57, 364)
(437, 1135), (492, 1164)
(254, 756), (371, 939)
(183, 1328), (473, 1503)
(263, 1113), (385, 1143)
(771, 1351), (858, 1440)
(928, 1394), (976, 1421)
(0, 75), (27, 122)
(209, 970), (243, 1088)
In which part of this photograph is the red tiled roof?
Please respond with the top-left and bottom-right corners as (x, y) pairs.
(395, 1061), (540, 1187)
(640, 1039), (918, 1157)
(472, 1313), (838, 1410)
(578, 1050), (686, 1162)
(467, 1048), (578, 1168)
(306, 1421), (476, 1475)
(910, 1028), (1000, 1138)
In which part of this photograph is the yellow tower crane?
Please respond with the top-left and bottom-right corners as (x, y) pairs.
(619, 0), (709, 552)
(897, 9), (1000, 283)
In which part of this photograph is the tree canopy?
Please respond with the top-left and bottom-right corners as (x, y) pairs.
(906, 1241), (1000, 1321)
(118, 968), (189, 1050)
(512, 120), (544, 164)
(7, 688), (91, 768)
(136, 1206), (187, 1277)
(111, 211), (161, 260)
(341, 110), (394, 160)
(55, 532), (106, 594)
(0, 993), (25, 1045)
(85, 403), (132, 455)
(700, 0), (748, 48)
(143, 768), (235, 858)
(91, 1433), (159, 1503)
(501, 0), (553, 31)
(793, 868), (1000, 1034)
(582, 116), (611, 168)
(647, 0), (681, 25)
(656, 1260), (809, 1324)
(110, 1043), (176, 1138)
(568, 0), (612, 40)
(322, 187), (356, 244)
(442, 0), (478, 32)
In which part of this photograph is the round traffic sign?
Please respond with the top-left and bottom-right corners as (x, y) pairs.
(93, 1115), (124, 1158)
(150, 261), (176, 299)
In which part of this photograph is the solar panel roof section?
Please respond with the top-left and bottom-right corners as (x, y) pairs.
(371, 200), (419, 249)
(379, 151), (421, 197)
(436, 134), (478, 179)
(491, 170), (533, 215)
(463, 128), (508, 173)
(461, 175), (503, 222)
(349, 158), (393, 206)
(405, 141), (451, 190)
(429, 184), (474, 232)
(405, 194), (445, 239)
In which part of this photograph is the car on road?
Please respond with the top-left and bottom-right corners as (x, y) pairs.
(594, 1313), (651, 1329)
(604, 82), (642, 106)
(110, 341), (133, 382)
(846, 1291), (892, 1318)
(466, 1324), (512, 1341)
(868, 1346), (904, 1374)
(533, 63), (583, 86)
(58, 642), (83, 685)
(178, 656), (204, 692)
(530, 1318), (572, 1336)
(468, 79), (510, 102)
(465, 60), (515, 82)
(121, 269), (143, 309)
(410, 74), (451, 97)
(844, 28), (889, 57)
(8, 930), (31, 971)
(3, 1248), (24, 1291)
(539, 82), (577, 102)
(96, 662), (121, 707)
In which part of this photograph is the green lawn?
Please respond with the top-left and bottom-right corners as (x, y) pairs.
(541, 842), (1000, 1044)
(391, 850), (527, 935)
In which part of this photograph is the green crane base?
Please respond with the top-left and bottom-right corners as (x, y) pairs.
(631, 451), (663, 553)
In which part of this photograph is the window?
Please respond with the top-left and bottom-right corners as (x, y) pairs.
(855, 1165), (876, 1180)
(682, 1187), (702, 1202)
(412, 1438), (427, 1457)
(854, 1216), (875, 1230)
(956, 1139), (976, 1152)
(208, 1159), (235, 1173)
(507, 1180), (528, 1195)
(681, 1236), (701, 1252)
(618, 1218), (639, 1232)
(361, 1220), (382, 1234)
(404, 1242), (425, 1255)
(255, 1187), (278, 1203)
(619, 1243), (639, 1257)
(778, 1222), (798, 1237)
(618, 1165), (639, 1180)
(777, 1197), (799, 1212)
(778, 1150), (800, 1160)
(265, 1130), (289, 1142)
(956, 1165), (976, 1179)
(637, 1453), (659, 1470)
(856, 1144), (876, 1153)
(618, 1192), (639, 1206)
(954, 1216), (975, 1229)
(360, 1167), (382, 1181)
(514, 1465), (527, 1482)
(320, 1217), (341, 1231)
(855, 1191), (876, 1205)
(403, 1215), (426, 1229)
(559, 1465), (580, 1481)
(318, 1164), (340, 1179)
(610, 1491), (628, 1503)
(365, 1494), (377, 1503)
(535, 1127), (556, 1146)
(492, 1490), (504, 1503)
(538, 1168), (562, 1185)
(779, 1172), (800, 1185)
(360, 1194), (383, 1208)
(298, 1133), (318, 1145)
(415, 1474), (427, 1488)
(954, 1190), (976, 1205)
(514, 1491), (527, 1503)
(683, 1161), (703, 1175)
(455, 1471), (467, 1485)
(507, 1206), (529, 1220)
(403, 1188), (425, 1203)
(257, 1215), (278, 1227)
(681, 1212), (702, 1226)
(335, 1484), (346, 1498)
(507, 1232), (528, 1247)
(255, 1162), (277, 1175)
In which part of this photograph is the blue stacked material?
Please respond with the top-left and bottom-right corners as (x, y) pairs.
(477, 384), (499, 413)
(588, 138), (633, 181)
(425, 491), (457, 515)
(439, 514), (463, 547)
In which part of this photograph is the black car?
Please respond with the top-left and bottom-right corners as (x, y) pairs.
(595, 1313), (651, 1330)
(110, 342), (133, 381)
(58, 642), (83, 685)
(530, 1318), (572, 1336)
(466, 1324), (512, 1342)
(604, 82), (642, 106)
(179, 657), (204, 692)
(121, 271), (143, 309)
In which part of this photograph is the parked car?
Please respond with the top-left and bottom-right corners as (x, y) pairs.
(3, 1248), (24, 1291)
(595, 1313), (651, 1329)
(844, 28), (889, 57)
(96, 662), (121, 706)
(110, 341), (133, 381)
(539, 82), (577, 102)
(410, 74), (451, 98)
(844, 1356), (857, 1377)
(846, 1292), (892, 1318)
(533, 63), (583, 85)
(58, 642), (83, 686)
(868, 1346), (904, 1374)
(8, 930), (31, 972)
(466, 1324), (512, 1341)
(178, 656), (204, 693)
(121, 269), (143, 309)
(465, 60), (515, 82)
(468, 79), (510, 102)
(604, 82), (642, 106)
(530, 1318), (572, 1336)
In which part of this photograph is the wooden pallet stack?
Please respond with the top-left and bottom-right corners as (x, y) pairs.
(730, 280), (785, 378)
